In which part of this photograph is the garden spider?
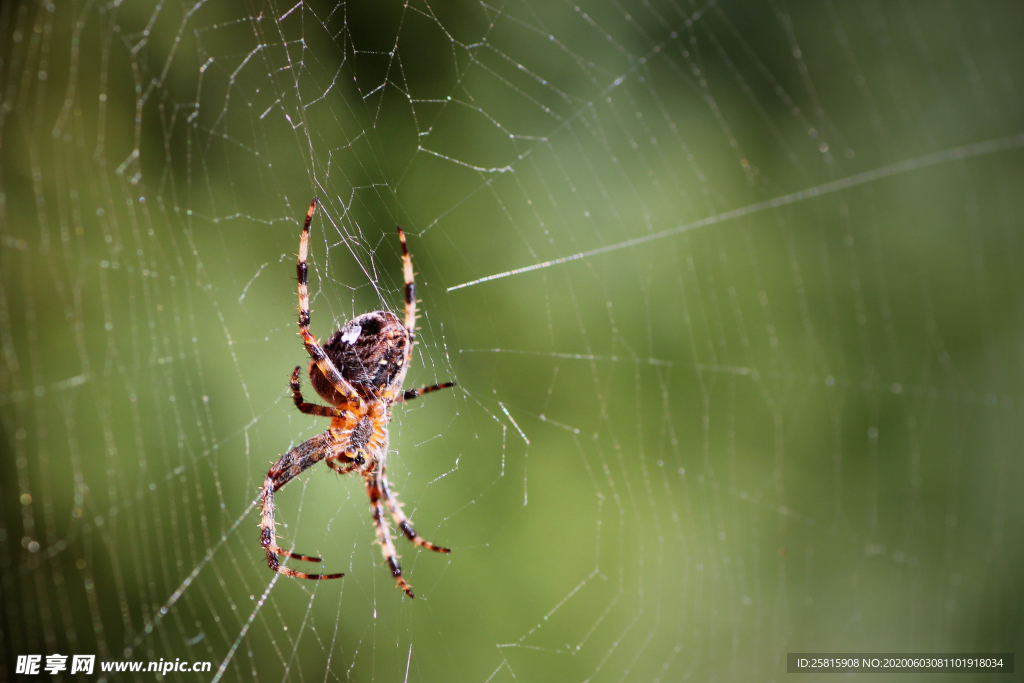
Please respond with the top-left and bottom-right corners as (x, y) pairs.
(259, 198), (454, 598)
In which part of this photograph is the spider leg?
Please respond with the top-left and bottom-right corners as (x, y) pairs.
(397, 226), (416, 335)
(260, 431), (344, 580)
(381, 475), (450, 554)
(297, 198), (362, 406)
(366, 476), (415, 598)
(396, 381), (456, 404)
(291, 367), (347, 417)
(325, 454), (361, 476)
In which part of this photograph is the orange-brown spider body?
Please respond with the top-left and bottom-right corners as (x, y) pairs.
(259, 198), (455, 598)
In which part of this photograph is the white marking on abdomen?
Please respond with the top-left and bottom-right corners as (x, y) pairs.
(341, 325), (361, 344)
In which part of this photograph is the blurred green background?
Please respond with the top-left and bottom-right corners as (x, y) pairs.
(1, 0), (1022, 680)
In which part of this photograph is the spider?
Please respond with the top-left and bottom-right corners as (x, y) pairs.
(259, 198), (454, 598)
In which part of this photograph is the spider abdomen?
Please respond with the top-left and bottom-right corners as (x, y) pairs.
(309, 311), (410, 404)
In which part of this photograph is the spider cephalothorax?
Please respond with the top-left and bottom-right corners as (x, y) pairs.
(259, 198), (455, 598)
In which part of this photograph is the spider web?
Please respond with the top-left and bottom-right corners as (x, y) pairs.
(1, 0), (1023, 681)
